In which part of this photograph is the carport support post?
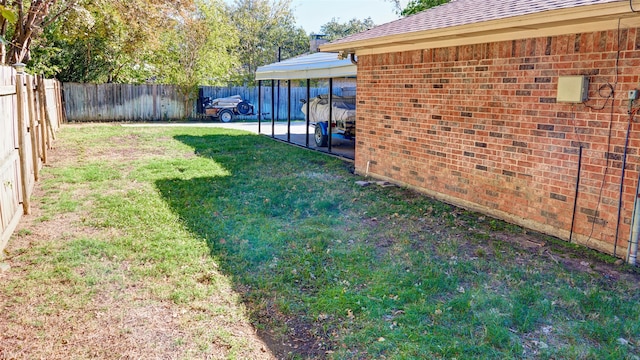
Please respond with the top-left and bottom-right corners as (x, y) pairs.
(271, 80), (275, 137)
(328, 78), (333, 153)
(287, 80), (291, 142)
(305, 79), (310, 147)
(257, 80), (262, 133)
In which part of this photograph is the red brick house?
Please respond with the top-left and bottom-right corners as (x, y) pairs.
(321, 0), (640, 261)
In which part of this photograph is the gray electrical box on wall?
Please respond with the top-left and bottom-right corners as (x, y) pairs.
(557, 76), (589, 103)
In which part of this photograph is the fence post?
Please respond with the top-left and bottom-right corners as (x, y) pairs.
(48, 81), (57, 140)
(37, 76), (48, 162)
(41, 78), (58, 142)
(26, 75), (39, 181)
(153, 85), (158, 120)
(60, 80), (66, 123)
(55, 80), (64, 126)
(14, 63), (31, 215)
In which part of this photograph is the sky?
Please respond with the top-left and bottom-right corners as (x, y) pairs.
(223, 0), (409, 35)
(289, 0), (408, 34)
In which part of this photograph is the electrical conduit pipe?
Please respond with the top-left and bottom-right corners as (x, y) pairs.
(627, 170), (640, 265)
(626, 102), (639, 265)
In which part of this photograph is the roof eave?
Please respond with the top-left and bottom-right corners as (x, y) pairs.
(255, 52), (357, 80)
(255, 64), (356, 80)
(320, 2), (640, 55)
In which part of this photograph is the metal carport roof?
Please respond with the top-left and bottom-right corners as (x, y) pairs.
(255, 52), (356, 80)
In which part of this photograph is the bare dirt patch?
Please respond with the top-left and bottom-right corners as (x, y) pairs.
(0, 131), (277, 360)
(490, 230), (640, 286)
(1, 206), (275, 360)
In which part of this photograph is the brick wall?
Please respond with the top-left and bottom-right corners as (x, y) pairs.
(356, 28), (640, 256)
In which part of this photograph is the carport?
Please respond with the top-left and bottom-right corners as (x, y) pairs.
(255, 52), (356, 160)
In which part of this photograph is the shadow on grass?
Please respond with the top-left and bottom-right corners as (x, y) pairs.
(154, 133), (640, 360)
(155, 133), (352, 358)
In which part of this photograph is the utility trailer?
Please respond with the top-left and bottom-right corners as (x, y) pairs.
(202, 95), (254, 122)
(300, 94), (356, 147)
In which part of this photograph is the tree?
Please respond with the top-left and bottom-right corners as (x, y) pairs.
(228, 0), (308, 85)
(0, 0), (79, 65)
(319, 17), (375, 41)
(400, 0), (450, 16)
(28, 0), (232, 84)
(4, 0), (305, 91)
(385, 0), (402, 14)
(153, 0), (237, 110)
(30, 0), (163, 82)
(0, 4), (17, 46)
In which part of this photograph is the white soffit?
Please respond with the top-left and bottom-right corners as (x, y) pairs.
(255, 52), (356, 81)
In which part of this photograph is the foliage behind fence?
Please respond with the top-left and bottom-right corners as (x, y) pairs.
(0, 65), (63, 252)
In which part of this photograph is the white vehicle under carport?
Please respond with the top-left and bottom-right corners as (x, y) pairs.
(301, 94), (356, 147)
(202, 95), (254, 122)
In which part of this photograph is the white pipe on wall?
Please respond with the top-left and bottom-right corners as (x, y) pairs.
(627, 172), (640, 265)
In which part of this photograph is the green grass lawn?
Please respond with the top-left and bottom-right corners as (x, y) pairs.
(3, 124), (640, 359)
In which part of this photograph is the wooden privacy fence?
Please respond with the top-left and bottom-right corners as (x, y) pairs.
(64, 82), (356, 122)
(0, 64), (64, 252)
(63, 83), (187, 122)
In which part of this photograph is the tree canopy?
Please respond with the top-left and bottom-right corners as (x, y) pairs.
(2, 0), (309, 86)
(153, 0), (237, 104)
(319, 17), (376, 41)
(401, 0), (450, 16)
(227, 0), (308, 85)
(30, 0), (177, 82)
(0, 0), (402, 86)
(385, 0), (451, 16)
(0, 0), (80, 65)
(3, 0), (197, 81)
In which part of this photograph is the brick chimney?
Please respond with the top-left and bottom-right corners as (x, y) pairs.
(310, 34), (328, 53)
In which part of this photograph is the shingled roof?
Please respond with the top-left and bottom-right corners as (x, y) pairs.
(321, 0), (638, 54)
